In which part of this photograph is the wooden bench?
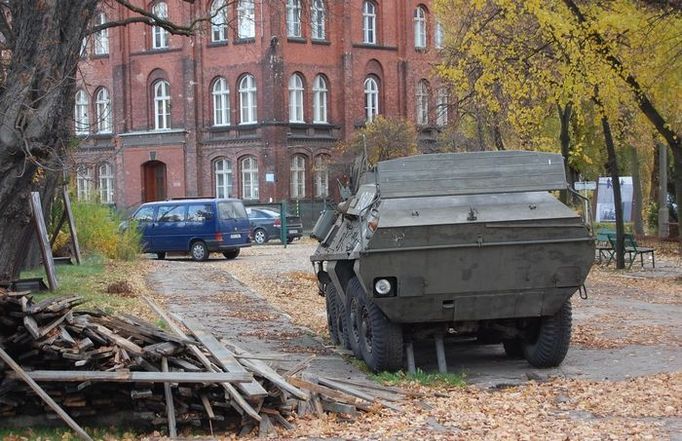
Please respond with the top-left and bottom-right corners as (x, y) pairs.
(605, 232), (655, 269)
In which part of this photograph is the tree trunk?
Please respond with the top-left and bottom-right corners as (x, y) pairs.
(674, 153), (682, 251)
(558, 103), (578, 204)
(631, 146), (644, 236)
(602, 116), (626, 269)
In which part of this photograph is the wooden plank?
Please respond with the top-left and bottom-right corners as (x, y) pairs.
(316, 377), (402, 412)
(62, 187), (82, 265)
(288, 377), (371, 410)
(93, 325), (144, 355)
(161, 358), (177, 438)
(200, 394), (216, 420)
(0, 346), (93, 441)
(10, 370), (252, 383)
(30, 192), (58, 291)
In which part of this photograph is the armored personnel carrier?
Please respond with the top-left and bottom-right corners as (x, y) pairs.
(310, 151), (594, 372)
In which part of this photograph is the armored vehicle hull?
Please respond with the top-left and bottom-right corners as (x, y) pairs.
(311, 151), (594, 372)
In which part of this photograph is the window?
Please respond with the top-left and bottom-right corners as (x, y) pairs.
(187, 204), (214, 222)
(434, 20), (444, 49)
(152, 2), (169, 49)
(311, 0), (326, 40)
(75, 90), (89, 135)
(239, 74), (257, 124)
(94, 12), (109, 55)
(219, 201), (248, 219)
(362, 2), (376, 44)
(364, 76), (379, 122)
(238, 0), (255, 39)
(210, 0), (228, 42)
(414, 6), (427, 49)
(76, 167), (93, 201)
(80, 37), (88, 57)
(289, 74), (304, 123)
(153, 80), (171, 130)
(96, 88), (112, 133)
(98, 162), (114, 204)
(133, 206), (155, 222)
(290, 155), (306, 199)
(313, 75), (328, 123)
(436, 88), (449, 126)
(240, 156), (259, 200)
(158, 205), (185, 222)
(212, 77), (230, 126)
(286, 0), (302, 38)
(314, 155), (329, 198)
(214, 158), (233, 198)
(416, 80), (430, 125)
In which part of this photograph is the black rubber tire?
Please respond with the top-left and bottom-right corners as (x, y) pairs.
(345, 279), (363, 358)
(333, 286), (352, 350)
(522, 301), (572, 368)
(223, 249), (240, 260)
(253, 229), (268, 245)
(156, 252), (166, 260)
(347, 277), (403, 372)
(324, 283), (340, 345)
(502, 339), (524, 359)
(190, 240), (209, 261)
(286, 237), (294, 244)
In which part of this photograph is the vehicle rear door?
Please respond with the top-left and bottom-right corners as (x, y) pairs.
(153, 204), (188, 251)
(217, 201), (250, 246)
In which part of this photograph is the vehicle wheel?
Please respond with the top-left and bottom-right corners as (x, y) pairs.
(333, 287), (352, 350)
(156, 252), (166, 260)
(324, 283), (340, 345)
(223, 249), (240, 260)
(502, 339), (524, 359)
(190, 240), (209, 262)
(286, 237), (294, 244)
(345, 280), (363, 358)
(522, 301), (572, 368)
(347, 277), (403, 372)
(253, 228), (268, 245)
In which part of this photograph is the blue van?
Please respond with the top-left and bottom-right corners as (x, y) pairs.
(130, 198), (251, 261)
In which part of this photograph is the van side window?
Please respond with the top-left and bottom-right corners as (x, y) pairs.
(218, 201), (247, 220)
(133, 206), (155, 222)
(157, 205), (186, 222)
(187, 204), (214, 222)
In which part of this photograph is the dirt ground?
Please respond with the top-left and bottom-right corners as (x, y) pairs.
(147, 239), (682, 440)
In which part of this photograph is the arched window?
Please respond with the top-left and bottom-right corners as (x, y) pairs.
(289, 74), (304, 123)
(314, 155), (329, 198)
(212, 77), (230, 126)
(214, 158), (233, 198)
(414, 6), (427, 49)
(313, 75), (328, 123)
(95, 88), (112, 133)
(364, 76), (379, 122)
(362, 2), (377, 44)
(76, 166), (93, 201)
(238, 0), (255, 39)
(152, 2), (169, 49)
(416, 80), (430, 125)
(75, 89), (89, 135)
(240, 156), (259, 200)
(286, 0), (302, 38)
(311, 0), (326, 40)
(153, 80), (171, 130)
(436, 87), (449, 126)
(98, 162), (115, 204)
(239, 74), (257, 124)
(434, 21), (444, 49)
(290, 155), (306, 199)
(94, 12), (109, 55)
(210, 0), (228, 42)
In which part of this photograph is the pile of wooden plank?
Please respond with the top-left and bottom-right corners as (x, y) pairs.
(0, 290), (405, 438)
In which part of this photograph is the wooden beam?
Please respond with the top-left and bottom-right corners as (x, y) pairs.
(30, 192), (58, 291)
(62, 187), (82, 265)
(9, 370), (252, 383)
(161, 357), (177, 438)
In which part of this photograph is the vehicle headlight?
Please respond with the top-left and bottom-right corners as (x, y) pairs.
(374, 278), (392, 296)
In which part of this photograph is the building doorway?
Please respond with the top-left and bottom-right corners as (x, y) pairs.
(142, 160), (167, 202)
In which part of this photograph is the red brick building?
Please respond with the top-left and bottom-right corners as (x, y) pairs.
(75, 0), (447, 219)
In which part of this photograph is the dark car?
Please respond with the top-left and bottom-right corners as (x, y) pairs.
(246, 207), (303, 245)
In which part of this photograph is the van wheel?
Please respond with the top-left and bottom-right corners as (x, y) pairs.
(156, 252), (166, 260)
(522, 301), (572, 368)
(253, 229), (268, 245)
(190, 241), (209, 261)
(348, 277), (403, 372)
(223, 249), (240, 260)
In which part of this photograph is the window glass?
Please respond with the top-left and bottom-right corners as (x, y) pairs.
(218, 201), (248, 220)
(133, 206), (155, 222)
(157, 205), (185, 222)
(187, 204), (215, 222)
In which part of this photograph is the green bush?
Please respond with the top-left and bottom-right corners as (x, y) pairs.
(70, 201), (141, 260)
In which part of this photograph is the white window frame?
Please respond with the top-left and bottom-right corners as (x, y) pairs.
(75, 89), (89, 135)
(95, 88), (112, 133)
(212, 77), (230, 126)
(362, 1), (377, 44)
(314, 155), (329, 198)
(214, 158), (233, 198)
(94, 12), (109, 55)
(239, 74), (257, 124)
(210, 0), (228, 42)
(364, 77), (379, 123)
(240, 156), (259, 200)
(434, 20), (444, 49)
(98, 162), (115, 204)
(152, 2), (170, 49)
(436, 87), (449, 126)
(414, 6), (427, 49)
(76, 167), (93, 201)
(154, 80), (171, 130)
(238, 0), (255, 39)
(313, 75), (328, 123)
(311, 0), (326, 40)
(286, 0), (302, 38)
(290, 155), (306, 199)
(289, 74), (305, 123)
(416, 80), (429, 126)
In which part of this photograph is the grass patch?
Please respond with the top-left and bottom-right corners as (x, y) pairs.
(372, 368), (466, 387)
(0, 426), (139, 441)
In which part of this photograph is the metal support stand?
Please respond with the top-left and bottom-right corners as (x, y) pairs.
(405, 341), (416, 374)
(434, 334), (447, 373)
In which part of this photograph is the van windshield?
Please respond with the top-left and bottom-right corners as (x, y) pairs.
(218, 201), (247, 220)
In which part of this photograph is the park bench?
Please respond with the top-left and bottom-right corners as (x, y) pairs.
(595, 228), (615, 264)
(602, 231), (656, 269)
